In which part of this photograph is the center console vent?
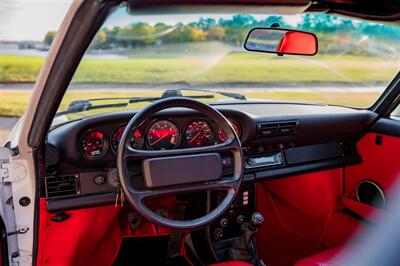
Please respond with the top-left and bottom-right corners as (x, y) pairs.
(257, 121), (298, 138)
(46, 174), (80, 199)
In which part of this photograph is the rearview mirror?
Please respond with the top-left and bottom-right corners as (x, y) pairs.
(244, 28), (318, 56)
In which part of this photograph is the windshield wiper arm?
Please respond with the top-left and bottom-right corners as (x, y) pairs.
(128, 92), (214, 104)
(55, 83), (246, 117)
(55, 102), (129, 116)
(176, 88), (246, 100)
(154, 81), (247, 100)
(55, 93), (215, 117)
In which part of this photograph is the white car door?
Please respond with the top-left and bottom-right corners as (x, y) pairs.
(1, 146), (33, 266)
(0, 146), (17, 265)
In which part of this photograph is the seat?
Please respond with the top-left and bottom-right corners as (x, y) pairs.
(209, 261), (254, 266)
(294, 246), (344, 266)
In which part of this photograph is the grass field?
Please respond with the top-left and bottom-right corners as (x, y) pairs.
(1, 53), (398, 84)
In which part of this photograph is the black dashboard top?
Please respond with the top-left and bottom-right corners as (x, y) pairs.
(47, 101), (376, 168)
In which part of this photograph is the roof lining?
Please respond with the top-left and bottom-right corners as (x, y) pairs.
(126, 0), (399, 22)
(127, 4), (311, 15)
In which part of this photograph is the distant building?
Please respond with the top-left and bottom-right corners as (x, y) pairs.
(0, 41), (49, 51)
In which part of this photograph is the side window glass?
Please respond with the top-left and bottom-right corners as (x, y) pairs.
(390, 105), (400, 121)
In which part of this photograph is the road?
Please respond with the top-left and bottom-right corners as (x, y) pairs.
(0, 117), (18, 144)
(0, 117), (18, 130)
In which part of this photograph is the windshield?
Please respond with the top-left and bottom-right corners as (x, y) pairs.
(54, 6), (400, 124)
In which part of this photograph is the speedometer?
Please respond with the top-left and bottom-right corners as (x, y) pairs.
(147, 120), (181, 150)
(185, 120), (213, 147)
(79, 130), (107, 159)
(217, 120), (241, 142)
(111, 125), (144, 153)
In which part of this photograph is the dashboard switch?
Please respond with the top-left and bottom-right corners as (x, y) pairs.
(222, 157), (233, 167)
(214, 228), (224, 240)
(94, 175), (105, 185)
(237, 215), (245, 224)
(220, 218), (229, 228)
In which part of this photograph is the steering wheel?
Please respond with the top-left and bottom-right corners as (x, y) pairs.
(117, 97), (243, 230)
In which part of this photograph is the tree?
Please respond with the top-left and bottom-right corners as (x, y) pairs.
(43, 31), (56, 45)
(91, 30), (107, 49)
(207, 26), (226, 41)
(198, 18), (217, 30)
(189, 27), (207, 42)
(261, 16), (286, 28)
(130, 22), (157, 45)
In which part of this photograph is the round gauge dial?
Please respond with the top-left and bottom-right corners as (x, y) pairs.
(111, 125), (144, 153)
(147, 120), (181, 150)
(185, 120), (213, 147)
(217, 120), (241, 142)
(80, 130), (107, 159)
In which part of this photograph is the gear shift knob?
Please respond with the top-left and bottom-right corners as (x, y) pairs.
(250, 212), (264, 228)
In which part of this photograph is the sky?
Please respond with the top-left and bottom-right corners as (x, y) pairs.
(0, 0), (302, 42)
(1, 0), (72, 41)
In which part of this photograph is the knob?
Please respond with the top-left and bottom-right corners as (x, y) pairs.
(247, 158), (256, 166)
(94, 175), (105, 185)
(237, 215), (245, 225)
(213, 228), (224, 240)
(250, 212), (264, 228)
(220, 218), (229, 228)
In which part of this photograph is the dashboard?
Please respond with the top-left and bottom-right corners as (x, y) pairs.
(44, 101), (377, 212)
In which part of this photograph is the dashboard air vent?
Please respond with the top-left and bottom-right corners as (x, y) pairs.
(257, 121), (298, 138)
(46, 174), (80, 199)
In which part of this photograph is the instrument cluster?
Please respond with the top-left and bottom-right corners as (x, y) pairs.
(79, 118), (241, 160)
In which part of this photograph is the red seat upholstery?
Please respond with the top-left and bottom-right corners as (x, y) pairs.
(209, 261), (253, 266)
(294, 247), (344, 266)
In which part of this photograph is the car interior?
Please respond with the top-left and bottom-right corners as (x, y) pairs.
(39, 87), (400, 266)
(8, 0), (398, 266)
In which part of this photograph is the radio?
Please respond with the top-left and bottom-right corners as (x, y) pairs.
(244, 152), (284, 169)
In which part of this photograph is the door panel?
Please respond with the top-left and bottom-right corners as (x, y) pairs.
(344, 118), (400, 216)
(344, 133), (400, 208)
(256, 169), (359, 266)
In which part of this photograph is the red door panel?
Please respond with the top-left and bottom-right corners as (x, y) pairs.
(256, 169), (359, 266)
(344, 133), (400, 207)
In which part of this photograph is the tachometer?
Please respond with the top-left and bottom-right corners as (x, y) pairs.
(111, 125), (144, 153)
(185, 120), (213, 147)
(217, 120), (241, 142)
(147, 120), (181, 150)
(79, 130), (107, 159)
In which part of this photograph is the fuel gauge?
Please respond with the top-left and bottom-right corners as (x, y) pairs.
(79, 130), (108, 159)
